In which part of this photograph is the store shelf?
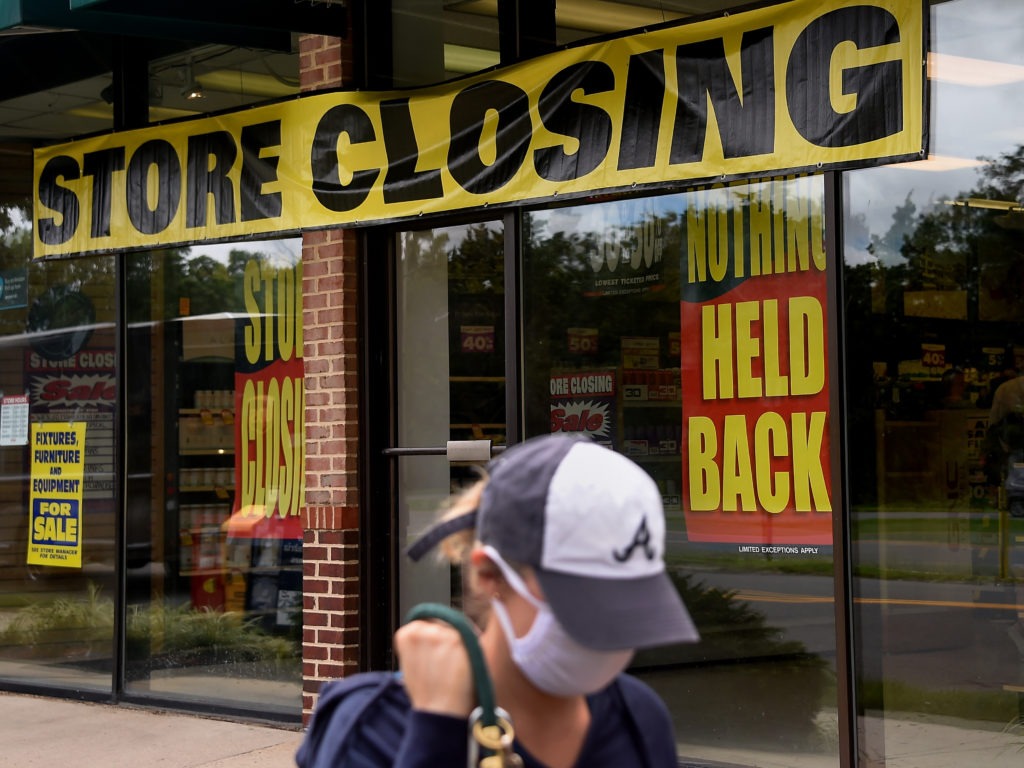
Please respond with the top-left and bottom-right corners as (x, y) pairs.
(449, 376), (505, 383)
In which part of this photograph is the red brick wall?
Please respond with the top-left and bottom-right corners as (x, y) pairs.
(298, 31), (361, 724)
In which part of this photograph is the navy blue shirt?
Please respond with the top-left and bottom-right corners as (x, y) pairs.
(296, 672), (679, 768)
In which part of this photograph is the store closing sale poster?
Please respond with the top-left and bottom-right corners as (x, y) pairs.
(28, 421), (86, 567)
(680, 178), (833, 549)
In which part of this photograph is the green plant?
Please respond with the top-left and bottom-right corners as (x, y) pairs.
(1, 581), (112, 651)
(859, 678), (1020, 724)
(125, 601), (296, 665)
(0, 582), (298, 669)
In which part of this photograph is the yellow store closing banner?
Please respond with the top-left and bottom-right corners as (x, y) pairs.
(33, 0), (925, 258)
(28, 422), (86, 568)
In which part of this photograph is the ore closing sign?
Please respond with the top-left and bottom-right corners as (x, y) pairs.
(33, 0), (923, 258)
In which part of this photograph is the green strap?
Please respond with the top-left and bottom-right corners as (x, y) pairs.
(402, 602), (497, 728)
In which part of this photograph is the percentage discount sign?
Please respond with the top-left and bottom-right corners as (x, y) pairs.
(921, 343), (946, 368)
(567, 327), (598, 355)
(461, 325), (495, 354)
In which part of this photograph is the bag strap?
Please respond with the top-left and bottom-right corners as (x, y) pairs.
(403, 602), (497, 726)
(403, 603), (521, 767)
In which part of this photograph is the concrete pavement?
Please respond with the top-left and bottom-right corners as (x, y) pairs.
(2, 689), (1022, 768)
(0, 691), (304, 767)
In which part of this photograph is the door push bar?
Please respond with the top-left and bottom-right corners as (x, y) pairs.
(382, 439), (504, 462)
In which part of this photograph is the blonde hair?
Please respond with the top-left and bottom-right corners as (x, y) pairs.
(434, 477), (487, 564)
(417, 477), (492, 621)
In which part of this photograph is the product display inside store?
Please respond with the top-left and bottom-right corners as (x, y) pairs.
(121, 242), (305, 713)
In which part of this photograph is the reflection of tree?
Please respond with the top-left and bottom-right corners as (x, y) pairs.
(868, 192), (917, 266)
(447, 223), (503, 296)
(845, 146), (1024, 502)
(446, 223), (506, 423)
(0, 200), (295, 333)
(0, 200), (31, 272)
(522, 207), (683, 434)
(851, 145), (1024, 346)
(154, 247), (274, 319)
(124, 246), (289, 325)
(874, 146), (1024, 312)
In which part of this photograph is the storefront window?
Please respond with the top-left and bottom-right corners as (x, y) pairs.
(123, 238), (303, 715)
(0, 204), (118, 692)
(844, 0), (1024, 762)
(147, 45), (298, 120)
(524, 176), (838, 765)
(396, 220), (506, 617)
(393, 1), (500, 86)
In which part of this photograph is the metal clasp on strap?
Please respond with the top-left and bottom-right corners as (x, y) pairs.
(468, 706), (522, 768)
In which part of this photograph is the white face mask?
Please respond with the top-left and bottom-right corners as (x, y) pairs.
(485, 547), (633, 697)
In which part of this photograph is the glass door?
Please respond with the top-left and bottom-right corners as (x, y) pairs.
(394, 219), (506, 618)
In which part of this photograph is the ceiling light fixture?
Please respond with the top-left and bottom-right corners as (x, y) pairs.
(181, 59), (204, 101)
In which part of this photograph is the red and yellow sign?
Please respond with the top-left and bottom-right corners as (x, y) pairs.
(234, 257), (304, 535)
(680, 176), (832, 545)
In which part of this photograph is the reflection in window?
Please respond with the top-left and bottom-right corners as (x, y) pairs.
(524, 177), (838, 766)
(124, 239), (303, 715)
(0, 202), (118, 692)
(844, 1), (1024, 762)
(395, 220), (506, 619)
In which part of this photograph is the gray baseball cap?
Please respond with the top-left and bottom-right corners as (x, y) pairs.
(407, 434), (699, 651)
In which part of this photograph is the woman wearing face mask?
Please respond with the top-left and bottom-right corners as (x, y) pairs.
(296, 434), (699, 768)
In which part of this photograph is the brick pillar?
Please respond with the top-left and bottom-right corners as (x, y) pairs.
(299, 31), (360, 724)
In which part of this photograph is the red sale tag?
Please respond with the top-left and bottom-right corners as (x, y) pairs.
(460, 325), (494, 354)
(921, 343), (945, 368)
(567, 327), (598, 355)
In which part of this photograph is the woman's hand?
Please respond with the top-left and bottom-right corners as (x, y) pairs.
(394, 620), (475, 717)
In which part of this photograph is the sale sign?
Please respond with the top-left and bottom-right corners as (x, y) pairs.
(567, 327), (598, 356)
(461, 325), (495, 354)
(28, 422), (86, 567)
(234, 257), (305, 530)
(550, 370), (617, 447)
(680, 177), (833, 545)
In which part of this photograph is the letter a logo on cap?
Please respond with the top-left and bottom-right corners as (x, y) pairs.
(612, 517), (655, 562)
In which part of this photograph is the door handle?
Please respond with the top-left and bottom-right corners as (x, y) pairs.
(382, 439), (503, 461)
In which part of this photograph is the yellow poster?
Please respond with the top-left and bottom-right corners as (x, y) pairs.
(28, 422), (86, 568)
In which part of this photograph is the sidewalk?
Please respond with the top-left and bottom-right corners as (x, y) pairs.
(2, 689), (1021, 768)
(0, 691), (305, 767)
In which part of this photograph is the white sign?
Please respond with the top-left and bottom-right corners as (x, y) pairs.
(0, 393), (29, 446)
